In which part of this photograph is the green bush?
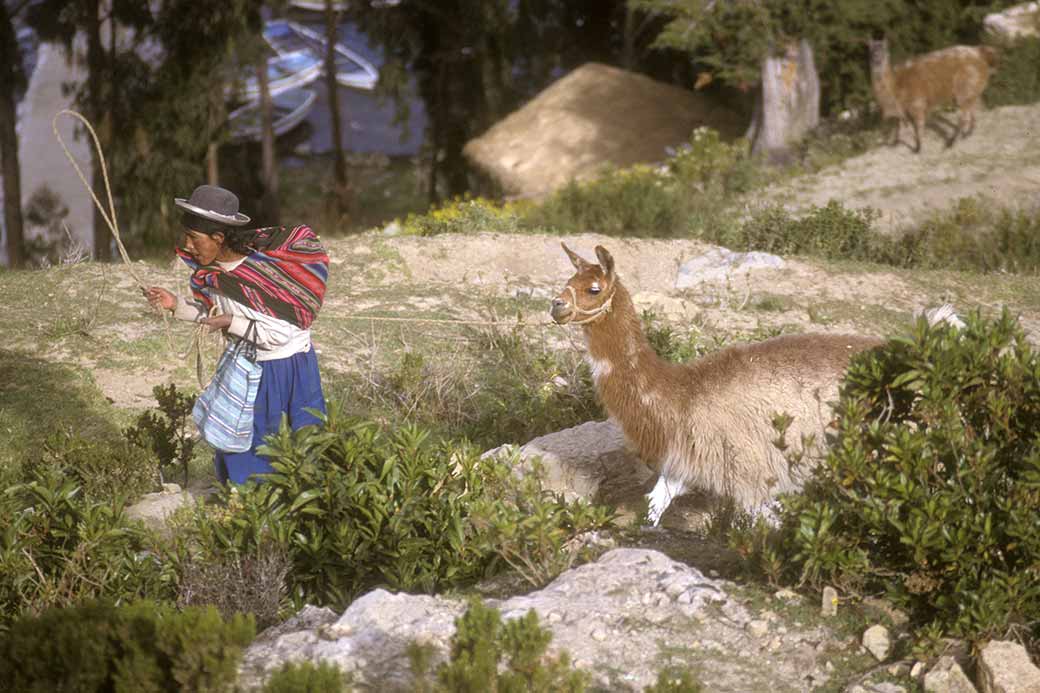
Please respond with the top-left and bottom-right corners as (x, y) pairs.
(400, 195), (531, 236)
(985, 36), (1040, 107)
(719, 200), (880, 260)
(643, 667), (704, 693)
(418, 600), (589, 692)
(0, 468), (171, 631)
(0, 599), (254, 692)
(173, 407), (613, 611)
(124, 383), (198, 489)
(469, 456), (616, 587)
(262, 660), (347, 693)
(39, 429), (156, 504)
(774, 309), (1040, 642)
(524, 128), (757, 239)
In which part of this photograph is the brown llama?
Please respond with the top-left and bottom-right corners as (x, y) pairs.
(549, 243), (884, 525)
(869, 38), (998, 153)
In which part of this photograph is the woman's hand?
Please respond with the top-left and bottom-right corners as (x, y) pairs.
(143, 286), (176, 312)
(199, 313), (233, 332)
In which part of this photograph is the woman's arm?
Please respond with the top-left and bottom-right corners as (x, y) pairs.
(144, 287), (206, 323)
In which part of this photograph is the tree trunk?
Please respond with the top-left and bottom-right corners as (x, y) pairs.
(746, 38), (820, 163)
(257, 57), (279, 224)
(325, 0), (350, 221)
(0, 2), (25, 268)
(86, 0), (110, 260)
(206, 80), (223, 186)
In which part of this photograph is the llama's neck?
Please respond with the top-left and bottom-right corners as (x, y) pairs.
(582, 282), (675, 409)
(870, 52), (902, 118)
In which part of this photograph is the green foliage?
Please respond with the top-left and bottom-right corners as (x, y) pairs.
(39, 428), (156, 503)
(774, 310), (1040, 642)
(469, 457), (616, 587)
(400, 196), (532, 236)
(720, 200), (880, 260)
(173, 407), (612, 611)
(632, 0), (1018, 116)
(0, 468), (171, 631)
(124, 383), (197, 488)
(0, 599), (254, 692)
(890, 197), (1040, 274)
(985, 37), (1040, 107)
(262, 660), (347, 693)
(643, 667), (704, 693)
(431, 600), (589, 692)
(525, 129), (757, 239)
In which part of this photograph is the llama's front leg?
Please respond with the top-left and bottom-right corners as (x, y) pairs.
(646, 474), (687, 526)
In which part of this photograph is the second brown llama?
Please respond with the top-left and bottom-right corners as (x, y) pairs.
(869, 38), (998, 153)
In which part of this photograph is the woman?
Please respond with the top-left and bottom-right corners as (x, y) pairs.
(144, 185), (329, 485)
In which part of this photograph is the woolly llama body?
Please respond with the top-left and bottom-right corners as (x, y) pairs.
(869, 38), (998, 153)
(550, 244), (882, 525)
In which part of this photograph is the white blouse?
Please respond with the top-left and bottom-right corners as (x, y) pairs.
(172, 257), (313, 362)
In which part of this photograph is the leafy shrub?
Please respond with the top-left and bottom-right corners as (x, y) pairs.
(719, 200), (880, 260)
(414, 600), (589, 692)
(774, 309), (1040, 642)
(529, 165), (686, 238)
(469, 456), (616, 587)
(124, 383), (198, 488)
(262, 660), (347, 693)
(401, 195), (531, 236)
(0, 468), (171, 631)
(890, 197), (1040, 274)
(173, 408), (613, 611)
(525, 129), (756, 239)
(39, 428), (156, 503)
(0, 599), (254, 692)
(985, 36), (1040, 107)
(347, 324), (601, 450)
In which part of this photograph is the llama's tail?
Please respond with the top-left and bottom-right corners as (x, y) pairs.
(921, 303), (966, 330)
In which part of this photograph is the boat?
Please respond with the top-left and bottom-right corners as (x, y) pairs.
(228, 87), (317, 143)
(230, 49), (322, 102)
(281, 20), (379, 90)
(263, 19), (318, 58)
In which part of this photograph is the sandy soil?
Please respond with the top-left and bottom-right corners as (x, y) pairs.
(756, 102), (1040, 232)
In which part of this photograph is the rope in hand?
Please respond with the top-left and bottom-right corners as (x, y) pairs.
(52, 109), (182, 356)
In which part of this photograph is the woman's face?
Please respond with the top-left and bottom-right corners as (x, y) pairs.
(182, 229), (225, 265)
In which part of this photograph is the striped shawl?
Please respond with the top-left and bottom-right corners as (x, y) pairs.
(177, 225), (329, 329)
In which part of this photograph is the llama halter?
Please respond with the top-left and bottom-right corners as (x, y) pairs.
(565, 284), (615, 325)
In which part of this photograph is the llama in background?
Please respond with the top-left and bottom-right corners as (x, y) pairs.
(549, 243), (883, 525)
(869, 38), (998, 153)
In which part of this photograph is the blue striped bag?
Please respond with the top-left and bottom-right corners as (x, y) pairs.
(192, 320), (262, 452)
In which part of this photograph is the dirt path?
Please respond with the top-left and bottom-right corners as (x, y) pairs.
(757, 102), (1040, 232)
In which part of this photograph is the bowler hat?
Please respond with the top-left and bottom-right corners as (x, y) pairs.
(174, 185), (251, 226)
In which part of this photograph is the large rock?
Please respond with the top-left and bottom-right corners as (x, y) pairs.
(977, 640), (1040, 693)
(238, 548), (838, 691)
(125, 483), (195, 533)
(463, 62), (744, 199)
(483, 419), (653, 504)
(675, 248), (785, 290)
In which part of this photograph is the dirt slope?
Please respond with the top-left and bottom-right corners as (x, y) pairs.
(756, 102), (1040, 232)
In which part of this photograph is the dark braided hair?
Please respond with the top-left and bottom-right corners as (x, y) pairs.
(180, 212), (255, 254)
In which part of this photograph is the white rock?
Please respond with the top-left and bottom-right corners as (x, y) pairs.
(923, 656), (977, 693)
(863, 624), (891, 661)
(977, 640), (1040, 693)
(675, 247), (785, 289)
(747, 620), (770, 638)
(822, 586), (839, 617)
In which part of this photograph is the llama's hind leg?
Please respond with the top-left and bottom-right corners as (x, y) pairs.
(646, 473), (687, 526)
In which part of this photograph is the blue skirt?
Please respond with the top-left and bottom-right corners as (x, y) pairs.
(215, 347), (325, 485)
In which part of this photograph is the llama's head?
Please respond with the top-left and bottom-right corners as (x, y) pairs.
(868, 38), (889, 71)
(550, 243), (616, 325)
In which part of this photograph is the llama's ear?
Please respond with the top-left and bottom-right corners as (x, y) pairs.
(561, 242), (591, 271)
(594, 246), (615, 278)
